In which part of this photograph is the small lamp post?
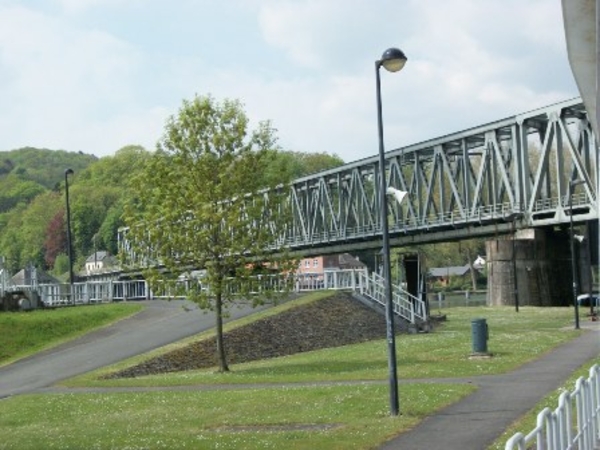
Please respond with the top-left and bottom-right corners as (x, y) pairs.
(375, 47), (407, 416)
(569, 179), (585, 329)
(65, 168), (75, 304)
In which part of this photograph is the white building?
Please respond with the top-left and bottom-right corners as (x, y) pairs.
(85, 251), (116, 275)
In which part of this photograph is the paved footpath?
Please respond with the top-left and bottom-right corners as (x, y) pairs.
(0, 299), (275, 399)
(380, 321), (600, 450)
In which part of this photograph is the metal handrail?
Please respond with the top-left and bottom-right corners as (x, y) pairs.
(505, 364), (600, 450)
(356, 270), (428, 324)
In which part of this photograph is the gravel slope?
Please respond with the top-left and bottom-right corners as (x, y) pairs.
(106, 292), (388, 378)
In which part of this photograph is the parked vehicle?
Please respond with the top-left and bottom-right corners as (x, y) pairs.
(576, 293), (600, 307)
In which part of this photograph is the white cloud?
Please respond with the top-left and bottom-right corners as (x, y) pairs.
(0, 4), (145, 153)
(257, 0), (386, 72)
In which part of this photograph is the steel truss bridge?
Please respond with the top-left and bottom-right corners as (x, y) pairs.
(119, 97), (598, 261)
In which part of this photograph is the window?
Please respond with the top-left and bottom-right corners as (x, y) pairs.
(304, 260), (310, 268)
(313, 259), (319, 268)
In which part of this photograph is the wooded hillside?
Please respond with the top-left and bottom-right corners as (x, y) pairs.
(0, 144), (483, 281)
(0, 146), (345, 277)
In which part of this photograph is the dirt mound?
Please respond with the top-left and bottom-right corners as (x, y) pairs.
(105, 292), (388, 378)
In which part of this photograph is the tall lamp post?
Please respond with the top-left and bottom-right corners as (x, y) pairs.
(569, 178), (585, 330)
(65, 168), (75, 305)
(375, 47), (407, 416)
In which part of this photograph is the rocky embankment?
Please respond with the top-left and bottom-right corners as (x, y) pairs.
(105, 292), (390, 378)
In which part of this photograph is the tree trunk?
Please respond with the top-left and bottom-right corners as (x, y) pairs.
(215, 291), (229, 372)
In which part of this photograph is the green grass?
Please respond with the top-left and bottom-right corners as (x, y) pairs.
(0, 383), (476, 450)
(0, 303), (143, 366)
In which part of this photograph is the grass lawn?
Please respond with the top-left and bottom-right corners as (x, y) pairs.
(0, 383), (475, 450)
(0, 303), (143, 366)
(0, 292), (591, 450)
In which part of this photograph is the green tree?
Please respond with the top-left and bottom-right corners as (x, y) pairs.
(0, 174), (46, 213)
(77, 145), (150, 188)
(52, 253), (69, 279)
(261, 150), (344, 187)
(0, 147), (97, 189)
(0, 204), (27, 272)
(43, 209), (66, 269)
(124, 95), (295, 372)
(69, 184), (120, 260)
(18, 192), (63, 269)
(98, 201), (124, 255)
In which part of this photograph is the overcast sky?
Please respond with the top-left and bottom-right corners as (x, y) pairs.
(0, 0), (581, 163)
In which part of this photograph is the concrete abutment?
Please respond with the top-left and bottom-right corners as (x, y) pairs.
(486, 228), (578, 307)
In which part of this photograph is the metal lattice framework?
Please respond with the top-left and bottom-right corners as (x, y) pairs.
(119, 98), (598, 261)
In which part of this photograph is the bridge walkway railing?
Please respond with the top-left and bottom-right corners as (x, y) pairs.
(6, 280), (150, 306)
(5, 270), (428, 325)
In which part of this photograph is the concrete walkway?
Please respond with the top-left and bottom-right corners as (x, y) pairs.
(0, 299), (275, 399)
(380, 321), (600, 450)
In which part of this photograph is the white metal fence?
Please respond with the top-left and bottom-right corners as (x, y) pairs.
(2, 270), (369, 307)
(7, 280), (150, 306)
(356, 270), (428, 324)
(3, 269), (429, 325)
(505, 364), (600, 450)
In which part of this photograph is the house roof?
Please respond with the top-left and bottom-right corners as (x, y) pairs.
(11, 267), (59, 285)
(429, 265), (471, 277)
(86, 251), (109, 263)
(338, 253), (366, 268)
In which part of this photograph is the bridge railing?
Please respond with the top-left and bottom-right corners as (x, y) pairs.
(505, 364), (600, 450)
(6, 270), (428, 323)
(10, 280), (151, 306)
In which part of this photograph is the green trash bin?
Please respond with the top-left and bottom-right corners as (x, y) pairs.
(471, 318), (488, 353)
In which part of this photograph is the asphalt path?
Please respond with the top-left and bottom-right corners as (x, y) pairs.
(0, 299), (272, 399)
(380, 322), (600, 450)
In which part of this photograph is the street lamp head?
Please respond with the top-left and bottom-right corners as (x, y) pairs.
(386, 187), (408, 205)
(65, 168), (74, 176)
(379, 47), (407, 73)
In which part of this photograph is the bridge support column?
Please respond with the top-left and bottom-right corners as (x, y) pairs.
(486, 229), (572, 307)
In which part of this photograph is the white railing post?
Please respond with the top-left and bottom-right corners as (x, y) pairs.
(505, 364), (600, 450)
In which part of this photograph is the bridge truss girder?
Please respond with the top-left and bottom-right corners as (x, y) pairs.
(284, 98), (597, 254)
(119, 98), (598, 261)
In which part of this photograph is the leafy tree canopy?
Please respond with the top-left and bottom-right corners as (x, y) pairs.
(0, 147), (97, 189)
(124, 94), (296, 372)
(261, 150), (344, 187)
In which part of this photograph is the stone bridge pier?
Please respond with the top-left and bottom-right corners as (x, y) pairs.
(486, 227), (593, 307)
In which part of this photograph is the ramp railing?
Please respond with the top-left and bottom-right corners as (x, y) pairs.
(505, 364), (600, 450)
(355, 270), (427, 324)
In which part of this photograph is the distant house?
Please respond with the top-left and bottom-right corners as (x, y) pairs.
(295, 253), (366, 289)
(296, 253), (366, 277)
(85, 251), (117, 275)
(428, 265), (471, 287)
(11, 265), (59, 286)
